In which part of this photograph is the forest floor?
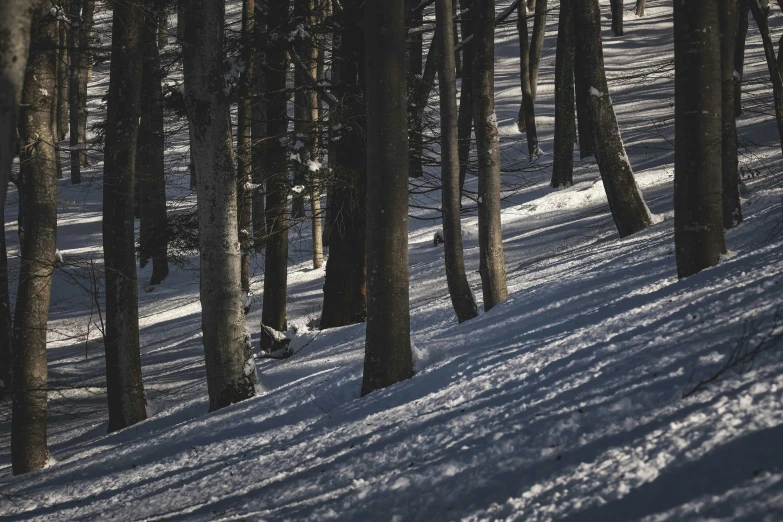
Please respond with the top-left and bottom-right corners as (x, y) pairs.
(2, 1), (783, 520)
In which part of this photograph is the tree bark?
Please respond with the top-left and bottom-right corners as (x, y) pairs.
(735, 1), (748, 118)
(237, 0), (254, 295)
(0, 218), (10, 400)
(183, 0), (258, 410)
(552, 0), (575, 188)
(473, 0), (509, 311)
(436, 0), (478, 323)
(528, 0), (547, 100)
(574, 0), (652, 238)
(635, 0), (645, 16)
(721, 0), (742, 229)
(103, 0), (147, 431)
(517, 3), (541, 158)
(261, 0), (291, 340)
(68, 0), (82, 184)
(610, 0), (624, 37)
(674, 0), (726, 278)
(57, 15), (69, 142)
(410, 31), (440, 179)
(574, 43), (594, 159)
(321, 0), (367, 329)
(251, 3), (267, 252)
(138, 0), (169, 285)
(78, 0), (95, 168)
(12, 3), (57, 474)
(457, 0), (475, 196)
(363, 0), (414, 395)
(748, 1), (783, 156)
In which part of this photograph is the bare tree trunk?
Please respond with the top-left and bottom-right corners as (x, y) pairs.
(610, 0), (624, 37)
(363, 0), (414, 395)
(454, 0), (462, 78)
(410, 31), (440, 179)
(473, 0), (509, 311)
(749, 1), (783, 156)
(50, 15), (64, 181)
(528, 0), (547, 100)
(735, 1), (748, 117)
(12, 3), (57, 475)
(321, 0), (367, 328)
(574, 0), (652, 238)
(68, 0), (82, 184)
(78, 0), (95, 168)
(0, 218), (10, 400)
(721, 0), (742, 229)
(57, 15), (69, 142)
(291, 0), (308, 219)
(635, 0), (645, 17)
(138, 0), (169, 286)
(262, 0), (290, 341)
(103, 0), (147, 431)
(457, 0), (475, 196)
(183, 0), (257, 410)
(674, 0), (725, 278)
(516, 2), (541, 158)
(237, 0), (254, 296)
(552, 0), (575, 188)
(574, 45), (594, 158)
(251, 3), (267, 252)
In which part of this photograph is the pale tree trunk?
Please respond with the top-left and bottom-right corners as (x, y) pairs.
(674, 0), (726, 278)
(473, 0), (509, 311)
(237, 0), (254, 295)
(251, 3), (267, 252)
(516, 3), (541, 158)
(57, 15), (69, 141)
(363, 0), (414, 395)
(321, 0), (367, 328)
(138, 0), (169, 285)
(12, 3), (57, 475)
(262, 0), (290, 341)
(103, 0), (147, 431)
(183, 0), (257, 410)
(552, 0), (575, 188)
(457, 0), (475, 195)
(610, 0), (624, 37)
(721, 0), (742, 229)
(635, 0), (645, 17)
(748, 2), (783, 156)
(436, 0), (478, 323)
(574, 0), (652, 238)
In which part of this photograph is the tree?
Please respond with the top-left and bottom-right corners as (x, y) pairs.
(237, 0), (254, 295)
(409, 31), (440, 179)
(103, 0), (148, 431)
(473, 0), (509, 311)
(251, 2), (267, 252)
(436, 0), (479, 323)
(574, 0), (652, 238)
(183, 0), (258, 410)
(0, 216), (10, 400)
(720, 0), (742, 229)
(457, 0), (475, 195)
(363, 0), (414, 395)
(735, 0), (748, 117)
(635, 0), (645, 17)
(673, 0), (726, 278)
(610, 0), (623, 37)
(748, 1), (783, 156)
(516, 1), (545, 158)
(552, 0), (575, 188)
(12, 2), (57, 474)
(261, 0), (290, 341)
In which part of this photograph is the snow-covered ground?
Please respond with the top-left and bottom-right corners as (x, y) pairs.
(2, 1), (783, 520)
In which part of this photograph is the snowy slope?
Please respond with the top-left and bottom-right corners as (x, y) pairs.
(2, 1), (783, 520)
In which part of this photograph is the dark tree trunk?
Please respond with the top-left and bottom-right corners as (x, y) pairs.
(50, 19), (64, 182)
(552, 0), (575, 188)
(436, 0), (478, 323)
(574, 0), (652, 238)
(454, 0), (462, 78)
(138, 0), (169, 286)
(457, 0), (475, 195)
(528, 0), (547, 100)
(748, 1), (783, 156)
(0, 218), (10, 400)
(410, 31), (440, 179)
(721, 0), (742, 229)
(78, 0), (95, 168)
(262, 0), (291, 340)
(734, 1), (748, 118)
(103, 0), (147, 431)
(321, 0), (367, 329)
(574, 44), (594, 159)
(674, 0), (725, 279)
(237, 0), (254, 295)
(610, 0), (624, 37)
(12, 3), (57, 475)
(68, 0), (82, 184)
(362, 0), (414, 395)
(517, 3), (541, 158)
(291, 0), (308, 219)
(251, 3), (267, 252)
(183, 0), (258, 410)
(473, 0), (509, 311)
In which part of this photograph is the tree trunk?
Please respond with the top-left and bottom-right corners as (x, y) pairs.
(68, 0), (82, 184)
(321, 0), (368, 329)
(0, 217), (10, 400)
(57, 15), (69, 142)
(454, 0), (462, 78)
(721, 0), (742, 229)
(552, 0), (575, 188)
(12, 3), (57, 475)
(261, 0), (290, 340)
(748, 2), (783, 156)
(363, 0), (414, 396)
(50, 15), (64, 181)
(251, 3), (267, 252)
(610, 0), (624, 37)
(517, 3), (541, 158)
(237, 0), (254, 295)
(410, 31), (440, 179)
(138, 0), (169, 286)
(635, 0), (645, 17)
(458, 0), (475, 196)
(528, 0), (547, 100)
(735, 1), (748, 118)
(574, 44), (594, 159)
(574, 0), (652, 238)
(674, 0), (726, 278)
(473, 0), (509, 311)
(436, 0), (478, 323)
(103, 0), (147, 431)
(183, 0), (257, 410)
(78, 0), (95, 168)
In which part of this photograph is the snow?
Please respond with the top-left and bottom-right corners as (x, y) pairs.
(2, 1), (783, 520)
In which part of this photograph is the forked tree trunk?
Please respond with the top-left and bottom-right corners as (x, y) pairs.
(674, 0), (726, 278)
(436, 0), (478, 323)
(457, 0), (475, 195)
(610, 0), (623, 37)
(473, 0), (509, 311)
(321, 0), (367, 328)
(720, 0), (742, 229)
(262, 0), (291, 340)
(363, 0), (414, 395)
(251, 3), (267, 252)
(748, 1), (783, 156)
(103, 0), (147, 431)
(138, 0), (169, 285)
(237, 0), (254, 295)
(552, 0), (575, 188)
(183, 0), (257, 409)
(574, 0), (652, 238)
(12, 3), (57, 475)
(517, 3), (541, 158)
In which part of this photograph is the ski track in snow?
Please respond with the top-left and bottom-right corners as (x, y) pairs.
(2, 1), (783, 520)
